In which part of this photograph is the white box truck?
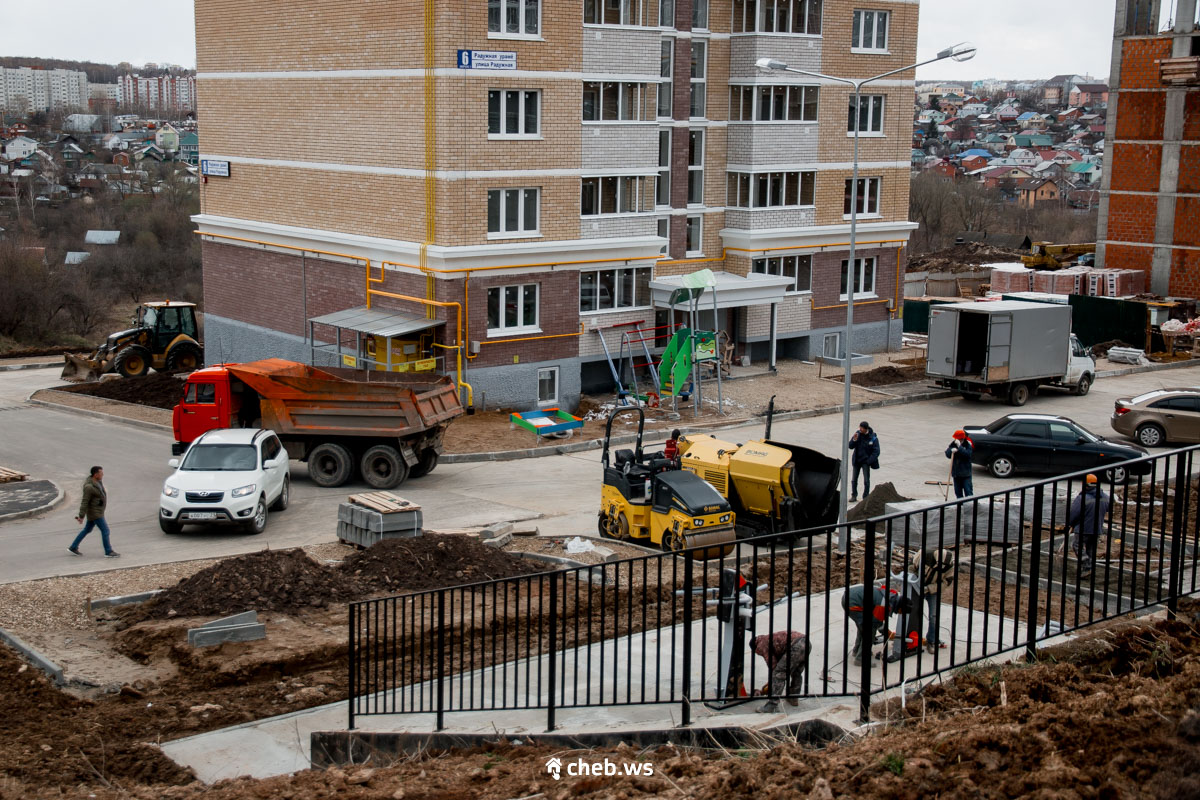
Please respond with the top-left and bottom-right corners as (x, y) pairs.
(926, 301), (1096, 406)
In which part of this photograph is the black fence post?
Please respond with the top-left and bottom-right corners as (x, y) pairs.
(547, 570), (559, 732)
(348, 602), (356, 731)
(436, 589), (446, 731)
(1169, 451), (1187, 620)
(681, 555), (694, 727)
(1026, 484), (1045, 662)
(859, 520), (876, 724)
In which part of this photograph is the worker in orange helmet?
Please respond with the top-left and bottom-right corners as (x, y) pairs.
(945, 429), (975, 498)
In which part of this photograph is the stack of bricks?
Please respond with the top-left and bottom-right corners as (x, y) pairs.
(989, 265), (1034, 293)
(1032, 267), (1092, 295)
(1086, 268), (1147, 297)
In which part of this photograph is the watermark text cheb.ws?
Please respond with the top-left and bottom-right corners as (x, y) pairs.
(545, 756), (654, 781)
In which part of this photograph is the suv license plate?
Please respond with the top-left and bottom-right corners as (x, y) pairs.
(188, 512), (217, 521)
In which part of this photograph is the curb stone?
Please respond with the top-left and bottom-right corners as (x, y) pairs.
(0, 625), (65, 684)
(0, 361), (60, 372)
(0, 481), (64, 523)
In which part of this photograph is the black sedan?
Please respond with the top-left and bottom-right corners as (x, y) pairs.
(964, 413), (1150, 482)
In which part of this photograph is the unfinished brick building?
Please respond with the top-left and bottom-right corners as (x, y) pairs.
(1097, 0), (1200, 296)
(194, 0), (918, 409)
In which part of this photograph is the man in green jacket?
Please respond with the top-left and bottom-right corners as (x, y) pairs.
(69, 466), (119, 557)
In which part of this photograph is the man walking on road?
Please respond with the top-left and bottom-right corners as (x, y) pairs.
(1068, 474), (1109, 577)
(69, 466), (119, 558)
(945, 430), (975, 498)
(847, 421), (880, 503)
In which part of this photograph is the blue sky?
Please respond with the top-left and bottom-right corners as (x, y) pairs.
(0, 0), (1121, 81)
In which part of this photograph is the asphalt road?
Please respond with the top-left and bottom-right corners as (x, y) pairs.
(2, 364), (1197, 586)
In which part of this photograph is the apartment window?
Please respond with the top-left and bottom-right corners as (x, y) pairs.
(488, 0), (540, 35)
(840, 257), (877, 299)
(729, 84), (818, 121)
(537, 367), (558, 404)
(690, 41), (706, 118)
(848, 94), (885, 134)
(487, 283), (539, 332)
(658, 0), (674, 26)
(686, 215), (702, 254)
(488, 90), (540, 137)
(852, 9), (889, 51)
(843, 177), (880, 216)
(753, 255), (812, 293)
(581, 176), (648, 215)
(727, 171), (815, 207)
(732, 0), (822, 33)
(688, 129), (704, 205)
(657, 217), (670, 253)
(658, 41), (673, 117)
(656, 129), (671, 206)
(488, 188), (540, 235)
(584, 0), (642, 25)
(583, 82), (644, 121)
(580, 266), (653, 312)
(692, 0), (708, 28)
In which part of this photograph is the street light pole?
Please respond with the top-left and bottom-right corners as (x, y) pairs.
(757, 43), (976, 553)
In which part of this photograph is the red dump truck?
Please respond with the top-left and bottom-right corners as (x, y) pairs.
(171, 358), (464, 489)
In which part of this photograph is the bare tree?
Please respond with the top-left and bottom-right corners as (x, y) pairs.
(951, 181), (1002, 233)
(909, 172), (955, 254)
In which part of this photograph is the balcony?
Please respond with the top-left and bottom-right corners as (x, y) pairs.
(1161, 56), (1200, 86)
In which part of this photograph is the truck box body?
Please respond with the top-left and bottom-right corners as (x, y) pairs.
(927, 301), (1072, 385)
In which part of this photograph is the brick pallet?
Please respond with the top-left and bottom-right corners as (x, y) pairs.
(337, 492), (423, 547)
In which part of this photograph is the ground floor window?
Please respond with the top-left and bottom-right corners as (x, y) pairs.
(580, 266), (653, 313)
(753, 254), (812, 293)
(840, 256), (877, 299)
(538, 366), (558, 404)
(487, 283), (539, 333)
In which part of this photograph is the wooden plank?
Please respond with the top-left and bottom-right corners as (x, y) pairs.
(0, 467), (29, 483)
(348, 491), (420, 513)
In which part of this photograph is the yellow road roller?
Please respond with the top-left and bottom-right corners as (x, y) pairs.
(598, 408), (736, 558)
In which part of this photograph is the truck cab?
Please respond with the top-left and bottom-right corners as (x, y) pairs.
(1064, 334), (1096, 394)
(172, 367), (238, 454)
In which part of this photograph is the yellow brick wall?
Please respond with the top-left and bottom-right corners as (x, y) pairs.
(813, 167), (911, 227)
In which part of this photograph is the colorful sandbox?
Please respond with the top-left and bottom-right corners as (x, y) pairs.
(509, 408), (585, 442)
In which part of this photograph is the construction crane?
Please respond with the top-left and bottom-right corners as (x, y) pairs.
(1020, 242), (1097, 269)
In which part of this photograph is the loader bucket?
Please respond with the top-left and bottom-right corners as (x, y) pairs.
(61, 353), (103, 382)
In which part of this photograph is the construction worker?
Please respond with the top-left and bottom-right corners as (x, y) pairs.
(752, 631), (811, 713)
(842, 582), (911, 666)
(1068, 474), (1110, 577)
(848, 421), (880, 503)
(885, 571), (924, 663)
(663, 429), (681, 462)
(914, 549), (957, 653)
(945, 430), (975, 498)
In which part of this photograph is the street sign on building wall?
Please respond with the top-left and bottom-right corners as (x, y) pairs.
(456, 50), (517, 70)
(200, 159), (230, 177)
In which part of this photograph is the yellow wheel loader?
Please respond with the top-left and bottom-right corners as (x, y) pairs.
(62, 301), (203, 382)
(678, 397), (841, 538)
(598, 407), (736, 559)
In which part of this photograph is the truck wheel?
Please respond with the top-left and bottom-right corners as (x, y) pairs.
(989, 455), (1016, 479)
(308, 442), (353, 487)
(1136, 423), (1166, 448)
(409, 448), (439, 478)
(114, 346), (151, 378)
(1007, 382), (1031, 407)
(166, 342), (203, 373)
(361, 445), (409, 490)
(1074, 374), (1092, 396)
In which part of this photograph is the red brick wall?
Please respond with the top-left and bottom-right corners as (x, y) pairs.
(1119, 37), (1173, 90)
(1115, 92), (1166, 140)
(1106, 194), (1159, 242)
(1103, 243), (1152, 274)
(1185, 94), (1200, 141)
(810, 247), (896, 331)
(1169, 249), (1200, 297)
(1179, 146), (1200, 193)
(1110, 143), (1163, 192)
(1174, 197), (1200, 248)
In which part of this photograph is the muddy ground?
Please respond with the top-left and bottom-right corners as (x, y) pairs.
(61, 372), (188, 409)
(907, 243), (1029, 274)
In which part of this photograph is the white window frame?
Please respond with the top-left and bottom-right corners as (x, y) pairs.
(823, 332), (841, 359)
(839, 257), (877, 300)
(579, 266), (655, 313)
(688, 129), (704, 206)
(537, 366), (559, 405)
(753, 254), (812, 294)
(657, 217), (670, 254)
(851, 9), (889, 52)
(692, 0), (709, 28)
(729, 84), (819, 122)
(656, 129), (672, 207)
(584, 0), (643, 25)
(847, 93), (885, 136)
(689, 40), (707, 119)
(727, 170), (816, 208)
(487, 283), (540, 334)
(581, 175), (649, 216)
(583, 81), (645, 122)
(658, 0), (674, 27)
(488, 89), (541, 138)
(658, 41), (673, 118)
(843, 176), (881, 218)
(732, 0), (822, 34)
(488, 0), (541, 38)
(488, 187), (541, 238)
(686, 214), (703, 255)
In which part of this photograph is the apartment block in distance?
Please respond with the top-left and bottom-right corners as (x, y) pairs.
(194, 0), (918, 410)
(1097, 0), (1200, 295)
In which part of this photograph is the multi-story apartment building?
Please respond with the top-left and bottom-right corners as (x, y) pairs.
(194, 0), (917, 410)
(1096, 0), (1200, 295)
(117, 74), (198, 112)
(0, 66), (89, 113)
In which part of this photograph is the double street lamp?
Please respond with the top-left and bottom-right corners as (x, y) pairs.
(757, 42), (977, 552)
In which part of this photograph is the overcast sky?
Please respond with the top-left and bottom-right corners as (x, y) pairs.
(1, 0), (1121, 81)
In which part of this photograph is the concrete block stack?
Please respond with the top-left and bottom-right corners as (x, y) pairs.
(1086, 268), (1146, 297)
(337, 496), (423, 547)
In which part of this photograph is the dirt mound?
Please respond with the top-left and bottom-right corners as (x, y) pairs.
(1091, 339), (1135, 358)
(341, 534), (547, 593)
(63, 372), (187, 409)
(908, 242), (1026, 274)
(832, 364), (926, 387)
(145, 549), (361, 619)
(848, 481), (912, 521)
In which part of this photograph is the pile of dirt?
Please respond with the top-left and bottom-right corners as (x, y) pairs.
(340, 534), (546, 593)
(907, 242), (1026, 274)
(144, 549), (362, 619)
(831, 364), (927, 387)
(1091, 338), (1135, 358)
(848, 481), (913, 521)
(0, 344), (82, 358)
(63, 372), (187, 409)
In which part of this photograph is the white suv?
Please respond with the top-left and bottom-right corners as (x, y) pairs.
(160, 428), (290, 534)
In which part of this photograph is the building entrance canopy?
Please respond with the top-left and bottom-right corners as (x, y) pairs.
(648, 271), (794, 309)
